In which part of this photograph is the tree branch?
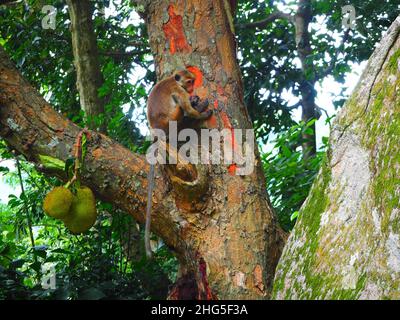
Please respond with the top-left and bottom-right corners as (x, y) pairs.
(0, 0), (21, 6)
(236, 11), (294, 30)
(103, 49), (151, 57)
(0, 45), (183, 254)
(316, 28), (351, 81)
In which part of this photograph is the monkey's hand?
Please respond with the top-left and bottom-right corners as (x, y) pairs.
(190, 95), (200, 107)
(190, 96), (210, 113)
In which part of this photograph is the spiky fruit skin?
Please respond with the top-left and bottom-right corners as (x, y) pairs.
(64, 186), (97, 234)
(43, 187), (74, 220)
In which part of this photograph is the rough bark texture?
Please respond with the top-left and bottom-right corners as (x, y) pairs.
(0, 0), (286, 299)
(273, 16), (400, 299)
(66, 0), (106, 132)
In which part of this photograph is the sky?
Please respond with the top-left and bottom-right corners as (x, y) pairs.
(0, 2), (368, 205)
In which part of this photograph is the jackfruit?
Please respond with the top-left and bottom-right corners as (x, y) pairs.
(63, 186), (97, 234)
(43, 187), (74, 220)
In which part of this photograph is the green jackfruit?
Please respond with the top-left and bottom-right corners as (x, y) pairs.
(43, 187), (74, 220)
(63, 186), (97, 234)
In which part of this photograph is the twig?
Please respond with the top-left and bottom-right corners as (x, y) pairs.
(15, 156), (35, 249)
(236, 11), (294, 30)
(316, 28), (351, 81)
(65, 128), (90, 188)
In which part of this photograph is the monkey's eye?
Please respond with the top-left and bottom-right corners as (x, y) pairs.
(187, 80), (194, 84)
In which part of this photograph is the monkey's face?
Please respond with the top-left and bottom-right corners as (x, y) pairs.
(174, 70), (195, 94)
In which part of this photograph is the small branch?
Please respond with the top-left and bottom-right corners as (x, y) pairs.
(126, 40), (149, 47)
(15, 155), (35, 249)
(316, 28), (351, 81)
(0, 0), (22, 6)
(236, 11), (294, 30)
(65, 129), (89, 188)
(103, 49), (151, 57)
(287, 101), (302, 110)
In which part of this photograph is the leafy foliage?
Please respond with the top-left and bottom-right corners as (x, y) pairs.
(236, 0), (400, 142)
(261, 120), (328, 231)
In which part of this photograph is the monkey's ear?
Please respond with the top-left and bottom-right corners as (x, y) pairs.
(174, 74), (181, 81)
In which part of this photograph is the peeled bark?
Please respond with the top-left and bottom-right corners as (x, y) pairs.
(273, 16), (400, 299)
(0, 0), (286, 299)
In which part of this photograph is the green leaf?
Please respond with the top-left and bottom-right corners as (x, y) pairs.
(290, 211), (299, 221)
(0, 166), (9, 173)
(38, 155), (65, 171)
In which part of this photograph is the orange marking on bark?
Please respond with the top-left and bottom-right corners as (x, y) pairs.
(253, 265), (265, 294)
(213, 99), (219, 109)
(162, 5), (192, 54)
(228, 163), (237, 176)
(217, 85), (225, 96)
(186, 66), (203, 88)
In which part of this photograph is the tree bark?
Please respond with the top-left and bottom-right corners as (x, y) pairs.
(66, 0), (106, 132)
(0, 0), (286, 299)
(273, 16), (400, 299)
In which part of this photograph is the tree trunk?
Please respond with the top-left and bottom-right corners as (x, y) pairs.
(0, 0), (286, 299)
(295, 0), (317, 158)
(141, 0), (287, 299)
(273, 16), (400, 299)
(66, 0), (106, 132)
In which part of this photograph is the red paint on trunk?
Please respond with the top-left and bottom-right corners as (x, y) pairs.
(228, 163), (237, 176)
(186, 66), (203, 88)
(162, 5), (192, 54)
(198, 257), (217, 300)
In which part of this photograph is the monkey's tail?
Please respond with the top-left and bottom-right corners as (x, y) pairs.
(145, 163), (155, 259)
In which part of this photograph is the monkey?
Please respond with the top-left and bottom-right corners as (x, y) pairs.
(147, 69), (212, 133)
(145, 69), (212, 258)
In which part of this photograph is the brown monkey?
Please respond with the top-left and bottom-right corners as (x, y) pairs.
(145, 70), (212, 258)
(147, 69), (212, 133)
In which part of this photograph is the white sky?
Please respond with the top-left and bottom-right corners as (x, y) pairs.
(0, 2), (368, 205)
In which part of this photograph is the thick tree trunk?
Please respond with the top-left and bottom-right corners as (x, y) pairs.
(273, 16), (400, 299)
(135, 0), (287, 300)
(66, 0), (106, 132)
(0, 0), (286, 299)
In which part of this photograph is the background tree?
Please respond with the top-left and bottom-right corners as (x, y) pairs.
(273, 16), (400, 299)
